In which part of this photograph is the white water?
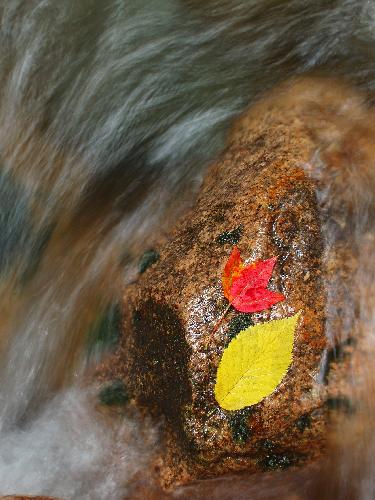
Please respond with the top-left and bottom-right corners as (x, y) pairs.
(0, 0), (375, 498)
(0, 388), (158, 499)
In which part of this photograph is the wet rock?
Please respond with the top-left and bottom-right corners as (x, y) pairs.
(104, 78), (375, 488)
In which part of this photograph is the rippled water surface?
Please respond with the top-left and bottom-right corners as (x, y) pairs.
(0, 1), (375, 498)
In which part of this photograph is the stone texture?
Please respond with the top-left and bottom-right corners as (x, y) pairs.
(100, 77), (375, 489)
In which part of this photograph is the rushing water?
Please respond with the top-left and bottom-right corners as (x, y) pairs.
(0, 0), (375, 498)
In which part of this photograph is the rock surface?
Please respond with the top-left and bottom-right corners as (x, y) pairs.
(101, 77), (375, 489)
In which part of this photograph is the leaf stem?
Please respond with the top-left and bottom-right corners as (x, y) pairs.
(211, 303), (232, 336)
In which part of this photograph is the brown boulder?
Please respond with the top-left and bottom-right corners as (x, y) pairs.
(103, 77), (375, 489)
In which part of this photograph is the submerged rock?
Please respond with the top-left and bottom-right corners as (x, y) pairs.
(103, 78), (375, 488)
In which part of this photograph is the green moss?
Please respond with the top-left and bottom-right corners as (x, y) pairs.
(226, 313), (253, 345)
(295, 413), (312, 432)
(259, 453), (295, 471)
(86, 303), (121, 356)
(257, 438), (275, 451)
(138, 249), (160, 274)
(99, 380), (129, 406)
(216, 225), (243, 245)
(257, 440), (300, 470)
(229, 408), (252, 444)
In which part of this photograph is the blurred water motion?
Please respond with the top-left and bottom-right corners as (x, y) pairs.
(0, 1), (375, 498)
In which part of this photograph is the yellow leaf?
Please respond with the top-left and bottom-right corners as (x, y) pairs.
(214, 312), (301, 411)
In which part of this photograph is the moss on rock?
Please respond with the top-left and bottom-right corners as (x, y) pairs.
(99, 380), (129, 406)
(216, 225), (243, 245)
(138, 249), (160, 274)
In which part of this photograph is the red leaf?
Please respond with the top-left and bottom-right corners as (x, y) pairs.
(231, 288), (285, 313)
(224, 249), (284, 313)
(230, 257), (277, 294)
(212, 247), (284, 336)
(222, 246), (244, 301)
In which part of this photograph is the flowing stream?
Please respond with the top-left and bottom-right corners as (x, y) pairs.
(0, 1), (375, 498)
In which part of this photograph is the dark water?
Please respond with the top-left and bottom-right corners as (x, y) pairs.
(0, 0), (374, 498)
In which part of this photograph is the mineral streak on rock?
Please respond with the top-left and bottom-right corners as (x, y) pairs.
(101, 77), (375, 488)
